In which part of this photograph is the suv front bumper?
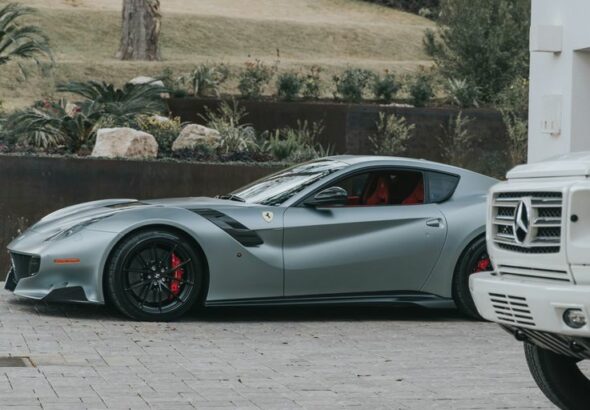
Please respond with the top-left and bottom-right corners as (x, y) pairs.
(470, 271), (590, 337)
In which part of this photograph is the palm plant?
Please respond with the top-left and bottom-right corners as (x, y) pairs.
(0, 3), (51, 71)
(7, 80), (168, 151)
(5, 99), (96, 150)
(57, 80), (168, 124)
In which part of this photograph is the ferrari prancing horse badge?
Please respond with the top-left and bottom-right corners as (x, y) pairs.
(262, 211), (274, 223)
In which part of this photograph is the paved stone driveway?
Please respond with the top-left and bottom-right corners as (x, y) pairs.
(0, 287), (553, 410)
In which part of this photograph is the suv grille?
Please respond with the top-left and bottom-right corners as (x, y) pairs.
(9, 252), (40, 282)
(492, 191), (562, 253)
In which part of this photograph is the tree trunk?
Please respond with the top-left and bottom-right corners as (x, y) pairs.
(116, 0), (161, 61)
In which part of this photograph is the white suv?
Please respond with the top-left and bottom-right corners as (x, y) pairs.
(470, 152), (590, 410)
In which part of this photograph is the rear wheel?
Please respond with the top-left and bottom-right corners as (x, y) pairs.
(525, 342), (590, 410)
(452, 236), (492, 320)
(106, 230), (203, 321)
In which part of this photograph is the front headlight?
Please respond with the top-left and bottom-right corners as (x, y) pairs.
(45, 215), (113, 241)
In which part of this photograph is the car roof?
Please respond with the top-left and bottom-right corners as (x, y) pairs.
(323, 155), (472, 175)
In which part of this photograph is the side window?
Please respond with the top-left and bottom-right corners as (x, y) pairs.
(326, 169), (425, 206)
(427, 172), (459, 203)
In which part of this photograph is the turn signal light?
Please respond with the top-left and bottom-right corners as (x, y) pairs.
(563, 309), (587, 329)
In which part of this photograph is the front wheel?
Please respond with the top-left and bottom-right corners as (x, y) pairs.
(106, 229), (204, 321)
(525, 342), (590, 410)
(452, 236), (492, 320)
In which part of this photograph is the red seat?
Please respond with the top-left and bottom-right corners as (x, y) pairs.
(402, 180), (424, 205)
(364, 176), (390, 205)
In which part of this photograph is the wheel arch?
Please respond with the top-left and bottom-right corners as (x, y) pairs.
(420, 224), (486, 298)
(100, 223), (210, 306)
(450, 231), (486, 298)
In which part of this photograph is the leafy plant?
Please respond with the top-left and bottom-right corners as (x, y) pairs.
(0, 3), (52, 74)
(408, 72), (434, 107)
(372, 70), (399, 103)
(369, 112), (415, 156)
(137, 115), (182, 156)
(333, 68), (374, 102)
(445, 78), (480, 108)
(496, 77), (529, 166)
(263, 120), (329, 162)
(202, 100), (258, 154)
(57, 80), (167, 125)
(276, 71), (303, 101)
(302, 66), (323, 99)
(157, 67), (187, 98)
(424, 0), (530, 102)
(238, 60), (275, 99)
(5, 99), (96, 151)
(438, 111), (474, 167)
(181, 63), (230, 97)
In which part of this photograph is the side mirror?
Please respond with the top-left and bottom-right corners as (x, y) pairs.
(305, 186), (348, 208)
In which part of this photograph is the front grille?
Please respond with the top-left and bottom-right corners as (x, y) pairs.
(497, 264), (571, 282)
(489, 293), (535, 326)
(492, 191), (563, 253)
(9, 252), (40, 282)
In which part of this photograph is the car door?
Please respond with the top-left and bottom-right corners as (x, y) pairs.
(282, 168), (448, 296)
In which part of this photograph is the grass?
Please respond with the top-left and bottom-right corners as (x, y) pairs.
(0, 0), (434, 109)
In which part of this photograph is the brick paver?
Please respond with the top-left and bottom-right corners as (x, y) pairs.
(0, 286), (553, 409)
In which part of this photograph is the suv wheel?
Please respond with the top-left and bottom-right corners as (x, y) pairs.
(525, 342), (590, 410)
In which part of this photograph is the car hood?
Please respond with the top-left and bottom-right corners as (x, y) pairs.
(29, 197), (248, 235)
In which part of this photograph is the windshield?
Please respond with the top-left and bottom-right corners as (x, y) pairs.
(230, 160), (347, 206)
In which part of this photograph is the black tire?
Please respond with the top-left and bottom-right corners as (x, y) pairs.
(452, 236), (491, 320)
(524, 342), (590, 410)
(106, 229), (204, 321)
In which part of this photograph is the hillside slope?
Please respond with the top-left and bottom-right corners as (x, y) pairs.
(1, 0), (433, 109)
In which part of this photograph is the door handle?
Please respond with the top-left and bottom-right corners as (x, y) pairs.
(426, 218), (443, 228)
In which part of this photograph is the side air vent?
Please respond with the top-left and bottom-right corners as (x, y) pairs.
(191, 209), (263, 247)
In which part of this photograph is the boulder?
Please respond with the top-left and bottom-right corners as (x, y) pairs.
(172, 124), (221, 152)
(128, 76), (165, 88)
(91, 128), (158, 159)
(128, 76), (169, 99)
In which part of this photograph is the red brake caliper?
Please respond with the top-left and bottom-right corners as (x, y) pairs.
(474, 257), (491, 273)
(169, 253), (184, 299)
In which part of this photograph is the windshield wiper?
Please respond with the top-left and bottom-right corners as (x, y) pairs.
(216, 194), (246, 203)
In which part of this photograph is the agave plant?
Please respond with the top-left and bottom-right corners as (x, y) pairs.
(0, 3), (51, 71)
(57, 80), (168, 124)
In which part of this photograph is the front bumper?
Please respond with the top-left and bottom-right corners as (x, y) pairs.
(470, 271), (590, 337)
(5, 228), (119, 304)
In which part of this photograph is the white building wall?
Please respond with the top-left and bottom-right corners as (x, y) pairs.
(529, 0), (590, 162)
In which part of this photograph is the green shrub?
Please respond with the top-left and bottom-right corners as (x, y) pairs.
(424, 0), (530, 102)
(496, 77), (529, 166)
(445, 78), (480, 108)
(276, 71), (303, 101)
(181, 63), (230, 97)
(302, 66), (323, 99)
(437, 111), (474, 167)
(333, 68), (374, 102)
(238, 60), (275, 99)
(137, 115), (182, 157)
(263, 120), (330, 162)
(202, 100), (259, 154)
(372, 70), (399, 103)
(408, 73), (434, 107)
(369, 112), (415, 156)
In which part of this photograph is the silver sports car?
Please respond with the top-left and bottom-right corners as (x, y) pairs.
(5, 156), (497, 321)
